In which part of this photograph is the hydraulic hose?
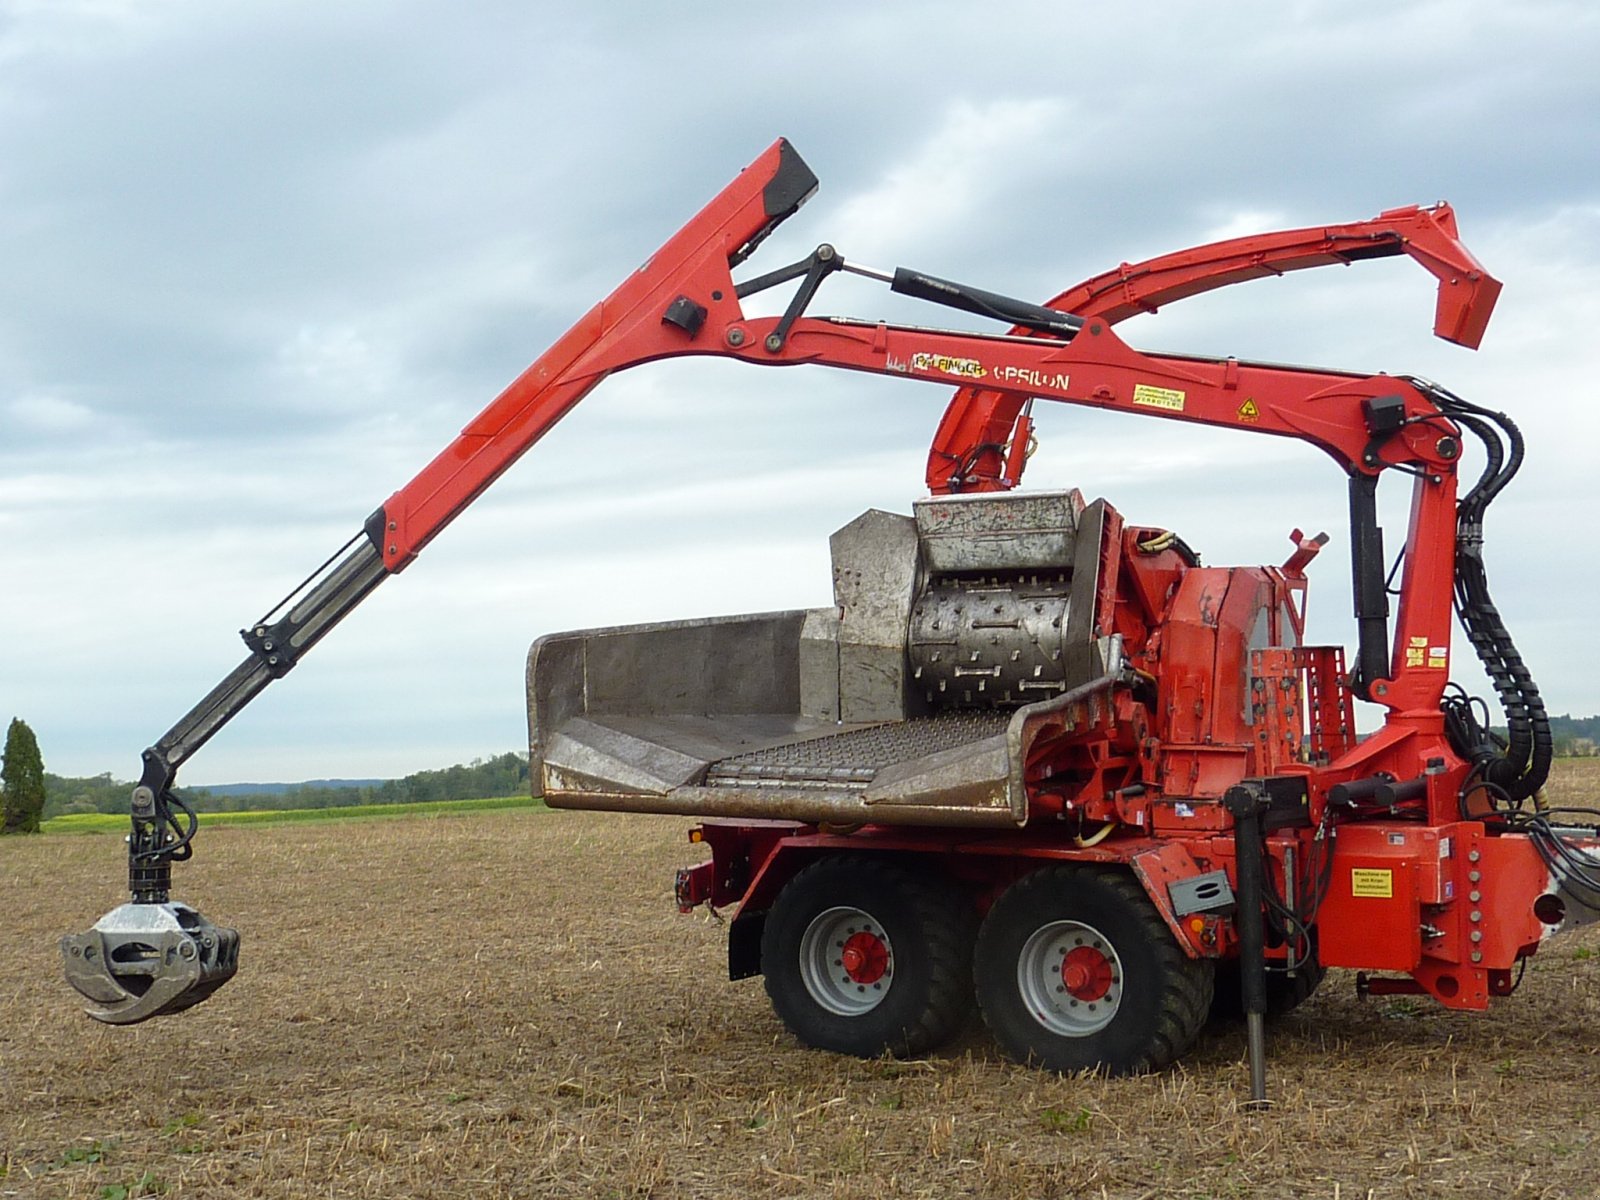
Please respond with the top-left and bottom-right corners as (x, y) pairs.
(1413, 379), (1551, 803)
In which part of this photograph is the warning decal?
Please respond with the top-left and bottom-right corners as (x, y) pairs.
(1237, 398), (1260, 422)
(1132, 383), (1186, 412)
(1404, 634), (1448, 670)
(1350, 868), (1394, 899)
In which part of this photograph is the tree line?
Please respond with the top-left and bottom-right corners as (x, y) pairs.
(42, 751), (532, 819)
(1542, 714), (1600, 756)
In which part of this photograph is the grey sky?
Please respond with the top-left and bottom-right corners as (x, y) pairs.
(3, 1), (1598, 783)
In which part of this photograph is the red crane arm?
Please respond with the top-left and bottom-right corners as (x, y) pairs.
(374, 162), (1469, 724)
(923, 204), (1501, 494)
(144, 139), (1479, 810)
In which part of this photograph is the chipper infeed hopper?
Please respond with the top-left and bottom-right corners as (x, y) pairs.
(529, 489), (1122, 828)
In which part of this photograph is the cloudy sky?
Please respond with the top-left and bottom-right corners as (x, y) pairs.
(3, 0), (1598, 785)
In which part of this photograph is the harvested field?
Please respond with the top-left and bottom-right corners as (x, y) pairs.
(4, 770), (1600, 1199)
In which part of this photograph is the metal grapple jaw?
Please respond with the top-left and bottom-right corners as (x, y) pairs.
(61, 764), (239, 1024)
(60, 901), (239, 1024)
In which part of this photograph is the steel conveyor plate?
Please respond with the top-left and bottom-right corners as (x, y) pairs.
(704, 711), (1010, 790)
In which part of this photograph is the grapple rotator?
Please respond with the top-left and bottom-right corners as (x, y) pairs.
(60, 768), (239, 1024)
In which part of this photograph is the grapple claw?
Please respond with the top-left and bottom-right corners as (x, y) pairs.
(60, 902), (239, 1025)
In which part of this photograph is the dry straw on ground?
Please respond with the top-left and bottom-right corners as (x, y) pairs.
(3, 764), (1598, 1198)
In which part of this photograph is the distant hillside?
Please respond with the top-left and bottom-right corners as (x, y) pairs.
(45, 752), (531, 817)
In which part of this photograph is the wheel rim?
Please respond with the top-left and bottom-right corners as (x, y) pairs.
(798, 906), (895, 1016)
(1017, 919), (1123, 1036)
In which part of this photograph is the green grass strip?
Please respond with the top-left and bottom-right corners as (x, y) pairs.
(43, 794), (547, 835)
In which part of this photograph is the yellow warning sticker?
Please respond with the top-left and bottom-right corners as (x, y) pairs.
(1133, 383), (1186, 412)
(1404, 635), (1447, 670)
(1237, 398), (1259, 422)
(1350, 868), (1394, 899)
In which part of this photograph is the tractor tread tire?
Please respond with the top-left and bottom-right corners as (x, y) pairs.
(761, 855), (976, 1059)
(975, 866), (1214, 1076)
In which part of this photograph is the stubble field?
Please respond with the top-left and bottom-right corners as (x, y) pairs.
(3, 764), (1599, 1199)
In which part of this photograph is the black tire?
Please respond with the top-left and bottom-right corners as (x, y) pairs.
(974, 866), (1213, 1075)
(760, 855), (977, 1059)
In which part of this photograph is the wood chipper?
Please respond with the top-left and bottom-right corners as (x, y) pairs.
(62, 140), (1600, 1100)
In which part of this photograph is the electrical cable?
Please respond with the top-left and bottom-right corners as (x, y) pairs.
(1507, 956), (1529, 995)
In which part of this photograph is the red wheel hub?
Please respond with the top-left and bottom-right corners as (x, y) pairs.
(1060, 945), (1113, 1002)
(839, 931), (889, 985)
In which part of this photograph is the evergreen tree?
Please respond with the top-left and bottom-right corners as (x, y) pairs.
(1, 718), (47, 834)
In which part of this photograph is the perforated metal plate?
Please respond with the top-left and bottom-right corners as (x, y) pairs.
(705, 712), (1009, 789)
